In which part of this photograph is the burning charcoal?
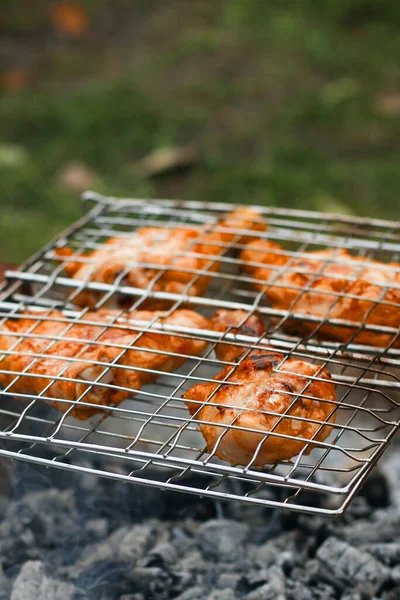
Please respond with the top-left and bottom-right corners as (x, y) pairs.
(1, 487), (84, 569)
(316, 537), (391, 592)
(71, 541), (117, 577)
(271, 531), (299, 555)
(181, 519), (202, 537)
(10, 561), (78, 600)
(0, 565), (11, 600)
(276, 550), (295, 574)
(217, 572), (242, 589)
(391, 565), (400, 584)
(312, 583), (336, 600)
(31, 578), (79, 600)
(208, 589), (237, 600)
(2, 404), (399, 600)
(74, 560), (130, 600)
(73, 522), (157, 578)
(169, 570), (194, 596)
(118, 524), (158, 564)
(301, 558), (347, 593)
(19, 489), (81, 548)
(246, 544), (260, 562)
(178, 549), (204, 573)
(286, 580), (314, 600)
(362, 543), (400, 566)
(244, 566), (286, 600)
(245, 581), (281, 599)
(129, 566), (172, 598)
(0, 518), (37, 568)
(342, 512), (400, 546)
(173, 587), (207, 600)
(68, 527), (132, 579)
(170, 526), (196, 555)
(143, 541), (178, 567)
(380, 589), (400, 600)
(340, 584), (378, 600)
(254, 532), (299, 568)
(289, 566), (310, 586)
(219, 561), (248, 574)
(197, 519), (249, 562)
(253, 540), (280, 568)
(236, 568), (269, 594)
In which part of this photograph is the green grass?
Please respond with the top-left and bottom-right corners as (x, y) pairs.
(1, 1), (400, 263)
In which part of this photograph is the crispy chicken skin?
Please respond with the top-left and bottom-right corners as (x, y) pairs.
(0, 309), (208, 420)
(240, 240), (400, 347)
(183, 310), (336, 466)
(55, 207), (266, 308)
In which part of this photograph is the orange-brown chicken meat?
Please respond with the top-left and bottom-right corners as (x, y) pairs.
(0, 309), (208, 420)
(55, 207), (266, 308)
(240, 240), (400, 348)
(183, 310), (336, 466)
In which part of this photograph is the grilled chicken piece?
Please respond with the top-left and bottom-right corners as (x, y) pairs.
(183, 310), (336, 467)
(55, 207), (266, 308)
(240, 239), (400, 347)
(208, 308), (266, 363)
(0, 309), (208, 420)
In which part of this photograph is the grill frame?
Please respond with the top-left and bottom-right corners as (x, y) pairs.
(0, 191), (399, 516)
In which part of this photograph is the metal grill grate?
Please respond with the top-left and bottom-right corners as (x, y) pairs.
(0, 192), (399, 516)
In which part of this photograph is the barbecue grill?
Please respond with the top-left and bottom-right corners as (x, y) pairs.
(0, 192), (399, 516)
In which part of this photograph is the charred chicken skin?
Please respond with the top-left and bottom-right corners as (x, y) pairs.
(240, 240), (400, 347)
(55, 207), (266, 308)
(183, 310), (336, 466)
(0, 309), (208, 420)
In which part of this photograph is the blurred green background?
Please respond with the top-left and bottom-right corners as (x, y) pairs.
(1, 0), (400, 264)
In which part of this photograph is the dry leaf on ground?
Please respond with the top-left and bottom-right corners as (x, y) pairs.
(50, 2), (89, 38)
(136, 144), (200, 177)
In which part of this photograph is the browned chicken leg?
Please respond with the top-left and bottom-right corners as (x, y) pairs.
(240, 239), (400, 347)
(0, 308), (208, 420)
(55, 207), (266, 308)
(183, 310), (336, 466)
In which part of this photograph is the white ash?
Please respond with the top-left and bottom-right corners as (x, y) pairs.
(0, 443), (398, 600)
(10, 561), (78, 600)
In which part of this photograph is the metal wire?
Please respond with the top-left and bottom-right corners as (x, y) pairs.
(0, 192), (399, 516)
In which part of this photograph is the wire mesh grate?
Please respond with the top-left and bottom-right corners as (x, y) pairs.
(0, 192), (399, 515)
